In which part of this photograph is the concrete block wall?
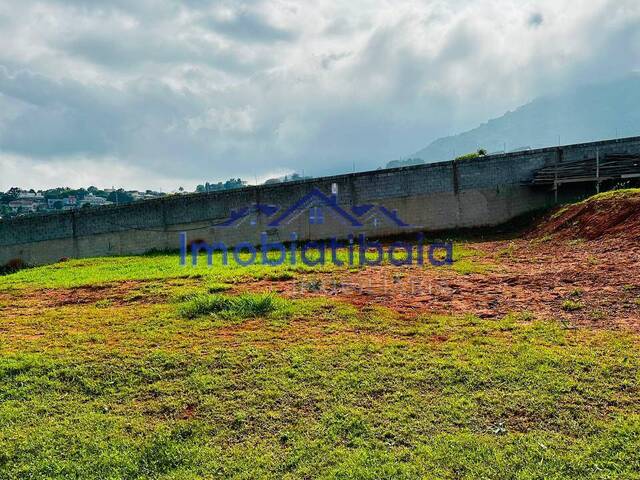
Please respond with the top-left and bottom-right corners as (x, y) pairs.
(2, 136), (640, 266)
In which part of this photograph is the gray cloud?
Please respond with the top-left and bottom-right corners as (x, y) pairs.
(202, 10), (297, 43)
(61, 30), (267, 74)
(0, 67), (201, 161)
(0, 0), (639, 190)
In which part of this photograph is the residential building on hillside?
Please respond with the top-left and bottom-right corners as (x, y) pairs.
(78, 194), (112, 208)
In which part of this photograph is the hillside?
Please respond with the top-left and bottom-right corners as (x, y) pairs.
(533, 189), (640, 241)
(412, 75), (640, 162)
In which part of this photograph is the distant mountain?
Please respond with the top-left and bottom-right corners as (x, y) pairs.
(385, 158), (425, 169)
(411, 75), (640, 163)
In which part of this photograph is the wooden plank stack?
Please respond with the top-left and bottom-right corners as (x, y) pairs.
(531, 154), (640, 185)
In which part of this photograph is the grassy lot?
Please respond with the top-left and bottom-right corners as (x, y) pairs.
(0, 243), (488, 292)
(1, 251), (639, 479)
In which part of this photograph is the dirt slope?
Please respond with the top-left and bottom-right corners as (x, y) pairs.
(533, 189), (640, 241)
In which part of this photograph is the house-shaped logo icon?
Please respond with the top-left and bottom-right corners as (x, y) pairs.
(217, 187), (414, 229)
(218, 203), (279, 227)
(267, 188), (362, 227)
(350, 205), (411, 229)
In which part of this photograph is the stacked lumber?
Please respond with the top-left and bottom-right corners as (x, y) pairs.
(531, 154), (640, 185)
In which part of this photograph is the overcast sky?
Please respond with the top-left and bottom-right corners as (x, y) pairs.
(0, 0), (639, 191)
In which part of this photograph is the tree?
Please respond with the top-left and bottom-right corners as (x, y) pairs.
(1, 187), (21, 203)
(223, 178), (246, 190)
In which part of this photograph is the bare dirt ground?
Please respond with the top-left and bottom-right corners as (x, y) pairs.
(0, 280), (171, 310)
(233, 237), (640, 331)
(3, 191), (639, 332)
(6, 236), (638, 331)
(236, 191), (640, 330)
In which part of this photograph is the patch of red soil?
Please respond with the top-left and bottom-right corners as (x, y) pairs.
(6, 199), (640, 335)
(532, 192), (640, 241)
(233, 237), (640, 332)
(32, 281), (171, 308)
(181, 404), (197, 420)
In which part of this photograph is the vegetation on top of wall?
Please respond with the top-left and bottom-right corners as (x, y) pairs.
(455, 149), (488, 161)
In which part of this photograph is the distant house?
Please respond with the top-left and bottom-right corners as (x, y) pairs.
(9, 191), (46, 213)
(45, 196), (79, 211)
(8, 199), (41, 213)
(47, 199), (62, 210)
(62, 196), (77, 210)
(130, 191), (164, 201)
(17, 191), (45, 202)
(78, 194), (112, 208)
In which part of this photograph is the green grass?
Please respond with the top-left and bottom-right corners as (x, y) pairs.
(561, 300), (584, 312)
(0, 253), (303, 291)
(1, 251), (638, 478)
(207, 282), (233, 293)
(585, 188), (640, 202)
(1, 306), (639, 479)
(450, 244), (494, 274)
(265, 271), (296, 281)
(548, 188), (640, 224)
(179, 293), (282, 320)
(568, 288), (584, 298)
(0, 243), (493, 292)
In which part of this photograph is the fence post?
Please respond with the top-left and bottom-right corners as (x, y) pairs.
(596, 148), (600, 193)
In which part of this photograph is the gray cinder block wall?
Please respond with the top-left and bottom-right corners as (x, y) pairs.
(2, 136), (640, 266)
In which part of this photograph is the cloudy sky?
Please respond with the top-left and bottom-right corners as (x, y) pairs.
(0, 0), (639, 191)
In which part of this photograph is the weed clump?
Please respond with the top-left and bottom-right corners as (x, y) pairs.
(207, 283), (233, 293)
(179, 293), (280, 319)
(265, 271), (295, 281)
(562, 300), (583, 312)
(568, 288), (583, 298)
